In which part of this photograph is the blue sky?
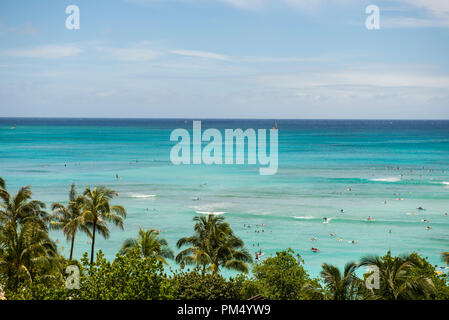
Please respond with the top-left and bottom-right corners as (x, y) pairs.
(0, 0), (448, 118)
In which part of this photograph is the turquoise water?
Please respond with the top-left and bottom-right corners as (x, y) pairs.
(1, 118), (449, 277)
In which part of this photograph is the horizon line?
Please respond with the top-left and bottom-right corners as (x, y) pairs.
(1, 117), (449, 121)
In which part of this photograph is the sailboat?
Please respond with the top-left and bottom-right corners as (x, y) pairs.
(272, 120), (278, 130)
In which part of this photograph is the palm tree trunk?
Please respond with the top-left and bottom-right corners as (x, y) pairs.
(14, 267), (19, 293)
(212, 263), (217, 275)
(69, 231), (76, 260)
(90, 221), (96, 265)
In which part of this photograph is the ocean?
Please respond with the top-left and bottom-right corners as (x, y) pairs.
(1, 118), (449, 277)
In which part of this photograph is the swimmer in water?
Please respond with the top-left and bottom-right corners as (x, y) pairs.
(426, 226), (432, 230)
(340, 209), (344, 213)
(338, 238), (343, 242)
(311, 237), (317, 241)
(330, 233), (336, 237)
(388, 229), (392, 233)
(366, 216), (372, 221)
(323, 217), (328, 223)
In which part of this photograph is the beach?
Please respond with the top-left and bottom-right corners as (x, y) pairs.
(1, 118), (448, 277)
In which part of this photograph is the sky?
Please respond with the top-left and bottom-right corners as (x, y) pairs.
(0, 0), (448, 119)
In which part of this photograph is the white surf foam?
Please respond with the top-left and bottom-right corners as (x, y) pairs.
(370, 177), (401, 182)
(293, 216), (314, 220)
(129, 194), (156, 198)
(195, 211), (226, 215)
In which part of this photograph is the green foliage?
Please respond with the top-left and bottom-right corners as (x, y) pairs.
(251, 249), (323, 300)
(406, 253), (449, 300)
(233, 273), (264, 299)
(0, 180), (61, 293)
(171, 267), (241, 300)
(74, 250), (174, 300)
(4, 259), (74, 300)
(4, 250), (174, 300)
(360, 251), (436, 300)
(320, 261), (363, 300)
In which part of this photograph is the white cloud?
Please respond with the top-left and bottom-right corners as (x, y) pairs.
(239, 56), (331, 63)
(255, 70), (449, 90)
(219, 0), (265, 10)
(170, 49), (230, 60)
(125, 0), (449, 28)
(97, 46), (160, 61)
(382, 16), (449, 28)
(379, 0), (449, 28)
(1, 45), (82, 59)
(396, 0), (449, 19)
(97, 45), (226, 61)
(7, 23), (39, 35)
(218, 0), (325, 11)
(220, 0), (449, 16)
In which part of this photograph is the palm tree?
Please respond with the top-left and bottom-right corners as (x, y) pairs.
(50, 183), (91, 260)
(320, 262), (362, 300)
(0, 221), (59, 291)
(176, 215), (252, 274)
(359, 252), (435, 300)
(0, 182), (48, 228)
(0, 178), (59, 291)
(82, 186), (127, 264)
(120, 227), (174, 264)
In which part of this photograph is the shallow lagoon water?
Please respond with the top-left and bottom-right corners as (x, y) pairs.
(1, 118), (449, 277)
